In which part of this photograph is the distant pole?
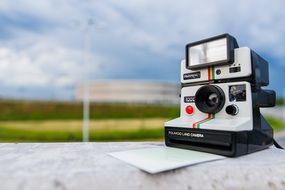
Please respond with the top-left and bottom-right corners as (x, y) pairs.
(82, 19), (93, 142)
(71, 18), (106, 142)
(83, 84), (90, 142)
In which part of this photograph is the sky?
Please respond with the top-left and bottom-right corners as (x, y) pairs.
(0, 0), (285, 100)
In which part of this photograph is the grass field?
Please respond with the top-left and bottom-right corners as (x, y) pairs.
(0, 118), (166, 142)
(0, 100), (175, 142)
(0, 100), (179, 120)
(0, 100), (284, 142)
(0, 117), (284, 142)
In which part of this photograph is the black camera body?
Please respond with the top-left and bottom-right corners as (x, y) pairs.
(164, 34), (276, 157)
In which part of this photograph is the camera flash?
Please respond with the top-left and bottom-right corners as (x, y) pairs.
(189, 38), (227, 67)
(186, 33), (238, 70)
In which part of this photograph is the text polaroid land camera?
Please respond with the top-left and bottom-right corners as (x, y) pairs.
(165, 33), (276, 157)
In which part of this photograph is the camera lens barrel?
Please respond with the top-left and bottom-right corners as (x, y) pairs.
(195, 85), (225, 114)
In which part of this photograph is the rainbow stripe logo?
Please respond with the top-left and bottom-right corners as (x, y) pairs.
(192, 66), (216, 128)
(208, 66), (215, 80)
(192, 114), (215, 128)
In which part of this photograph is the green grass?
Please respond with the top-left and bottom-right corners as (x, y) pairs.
(266, 116), (285, 131)
(0, 118), (166, 142)
(0, 100), (284, 142)
(0, 127), (164, 142)
(0, 100), (175, 142)
(276, 98), (285, 106)
(0, 100), (179, 121)
(0, 116), (284, 142)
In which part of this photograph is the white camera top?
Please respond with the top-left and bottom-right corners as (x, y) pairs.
(181, 47), (251, 84)
(181, 34), (269, 89)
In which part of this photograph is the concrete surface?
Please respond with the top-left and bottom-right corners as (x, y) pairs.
(0, 142), (284, 190)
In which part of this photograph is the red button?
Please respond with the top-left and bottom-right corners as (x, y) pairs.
(185, 105), (194, 115)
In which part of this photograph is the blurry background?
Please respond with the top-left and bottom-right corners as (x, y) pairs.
(0, 0), (284, 142)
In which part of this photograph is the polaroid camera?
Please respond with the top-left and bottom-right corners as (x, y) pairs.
(165, 34), (276, 157)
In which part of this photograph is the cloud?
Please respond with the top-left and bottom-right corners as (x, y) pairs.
(105, 0), (285, 59)
(1, 0), (285, 98)
(0, 40), (110, 88)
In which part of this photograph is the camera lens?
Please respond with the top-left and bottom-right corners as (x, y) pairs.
(206, 93), (219, 107)
(195, 85), (225, 114)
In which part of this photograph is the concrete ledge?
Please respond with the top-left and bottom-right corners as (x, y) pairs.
(0, 142), (284, 190)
